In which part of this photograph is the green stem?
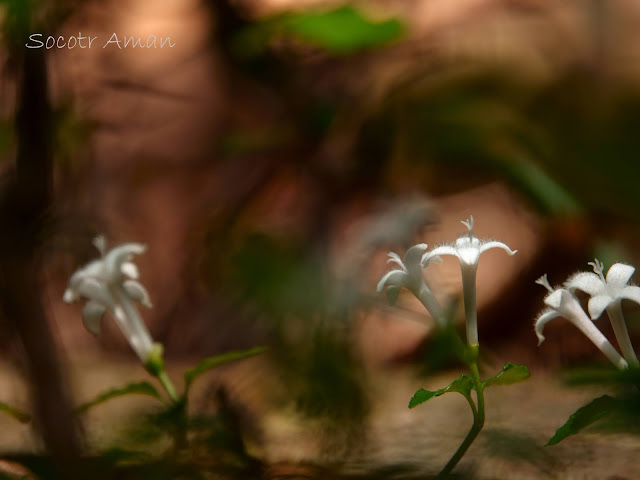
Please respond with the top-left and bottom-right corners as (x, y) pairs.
(156, 369), (180, 404)
(437, 360), (485, 478)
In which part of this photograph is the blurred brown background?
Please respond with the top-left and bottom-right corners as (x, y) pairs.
(3, 0), (640, 478)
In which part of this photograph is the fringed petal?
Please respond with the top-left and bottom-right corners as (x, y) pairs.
(534, 309), (560, 346)
(565, 272), (603, 296)
(606, 263), (635, 291)
(421, 245), (458, 266)
(587, 295), (612, 320)
(478, 240), (517, 256)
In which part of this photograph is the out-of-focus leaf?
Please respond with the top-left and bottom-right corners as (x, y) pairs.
(230, 234), (326, 317)
(283, 6), (403, 54)
(496, 156), (582, 216)
(564, 366), (640, 387)
(77, 381), (162, 413)
(233, 6), (404, 57)
(218, 126), (292, 156)
(409, 374), (474, 408)
(0, 401), (30, 423)
(99, 447), (150, 466)
(483, 363), (530, 388)
(547, 395), (618, 446)
(417, 320), (466, 375)
(184, 346), (268, 394)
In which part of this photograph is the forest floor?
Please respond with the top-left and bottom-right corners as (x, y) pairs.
(0, 353), (638, 479)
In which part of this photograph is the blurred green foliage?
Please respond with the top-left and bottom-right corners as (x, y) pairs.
(76, 382), (162, 414)
(228, 234), (369, 423)
(232, 6), (403, 58)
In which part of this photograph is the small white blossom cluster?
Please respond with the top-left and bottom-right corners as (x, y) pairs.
(536, 260), (640, 370)
(63, 236), (156, 364)
(377, 216), (517, 346)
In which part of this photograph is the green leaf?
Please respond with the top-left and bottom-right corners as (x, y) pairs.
(77, 381), (162, 413)
(0, 401), (30, 423)
(483, 363), (530, 388)
(564, 365), (640, 387)
(547, 395), (618, 446)
(232, 6), (404, 58)
(284, 6), (404, 54)
(408, 374), (474, 409)
(184, 346), (268, 393)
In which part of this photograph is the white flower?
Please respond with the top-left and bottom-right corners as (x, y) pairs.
(534, 274), (628, 370)
(420, 216), (517, 346)
(565, 259), (639, 367)
(63, 236), (155, 363)
(377, 244), (446, 327)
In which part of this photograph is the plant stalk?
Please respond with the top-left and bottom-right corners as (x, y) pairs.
(437, 361), (485, 478)
(156, 369), (180, 404)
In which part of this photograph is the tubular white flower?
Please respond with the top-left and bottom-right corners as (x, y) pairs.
(420, 216), (517, 346)
(377, 244), (446, 327)
(535, 274), (628, 370)
(63, 236), (155, 363)
(565, 259), (640, 367)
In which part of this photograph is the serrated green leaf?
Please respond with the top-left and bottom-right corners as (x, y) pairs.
(184, 346), (268, 393)
(483, 363), (530, 388)
(547, 395), (618, 446)
(409, 374), (474, 409)
(0, 401), (30, 423)
(77, 381), (162, 414)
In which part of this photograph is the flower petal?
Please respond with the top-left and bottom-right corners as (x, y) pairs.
(63, 288), (78, 303)
(588, 295), (612, 320)
(385, 285), (401, 305)
(565, 272), (603, 296)
(620, 285), (640, 306)
(82, 301), (106, 335)
(376, 270), (407, 292)
(534, 309), (560, 346)
(404, 244), (428, 267)
(104, 243), (146, 279)
(121, 262), (139, 279)
(123, 280), (153, 308)
(478, 240), (517, 256)
(606, 263), (635, 290)
(386, 252), (405, 270)
(76, 278), (115, 308)
(544, 290), (563, 310)
(421, 245), (458, 266)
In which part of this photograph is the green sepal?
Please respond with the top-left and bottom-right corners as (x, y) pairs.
(184, 346), (268, 394)
(0, 401), (30, 423)
(144, 343), (165, 377)
(77, 381), (163, 414)
(482, 363), (530, 388)
(546, 394), (618, 446)
(409, 374), (474, 409)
